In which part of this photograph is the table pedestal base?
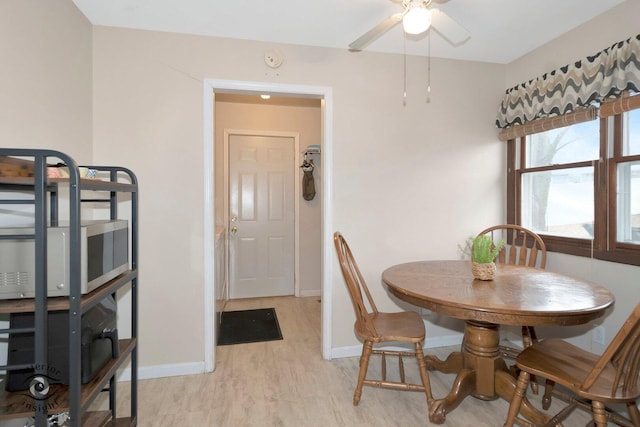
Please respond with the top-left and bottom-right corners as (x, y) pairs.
(424, 320), (552, 425)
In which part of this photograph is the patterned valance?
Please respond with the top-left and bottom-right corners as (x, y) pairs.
(496, 34), (640, 129)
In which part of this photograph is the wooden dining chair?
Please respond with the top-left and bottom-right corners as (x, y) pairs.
(333, 232), (436, 415)
(476, 225), (547, 394)
(477, 225), (547, 355)
(477, 224), (547, 270)
(504, 302), (640, 427)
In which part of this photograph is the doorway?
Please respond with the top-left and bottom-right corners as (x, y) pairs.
(203, 80), (334, 371)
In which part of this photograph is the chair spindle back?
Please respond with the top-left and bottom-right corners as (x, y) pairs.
(334, 232), (379, 338)
(477, 224), (546, 268)
(583, 303), (640, 396)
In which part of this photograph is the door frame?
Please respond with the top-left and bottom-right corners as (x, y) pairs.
(223, 129), (300, 299)
(203, 79), (333, 372)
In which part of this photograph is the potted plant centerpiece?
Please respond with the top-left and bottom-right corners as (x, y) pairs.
(471, 235), (505, 280)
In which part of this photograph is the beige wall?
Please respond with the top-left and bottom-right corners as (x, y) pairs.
(0, 0), (93, 161)
(215, 97), (323, 296)
(506, 0), (640, 87)
(91, 25), (505, 366)
(504, 0), (640, 353)
(0, 0), (92, 369)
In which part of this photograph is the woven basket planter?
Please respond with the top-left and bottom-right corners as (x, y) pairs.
(472, 262), (496, 281)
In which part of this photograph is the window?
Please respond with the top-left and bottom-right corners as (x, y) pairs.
(507, 98), (640, 266)
(613, 108), (640, 250)
(521, 121), (599, 239)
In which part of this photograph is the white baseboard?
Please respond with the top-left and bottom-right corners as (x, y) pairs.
(330, 344), (363, 359)
(424, 333), (464, 349)
(116, 361), (206, 382)
(330, 333), (464, 360)
(298, 289), (321, 297)
(113, 335), (464, 380)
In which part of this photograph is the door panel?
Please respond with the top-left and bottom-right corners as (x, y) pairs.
(240, 173), (256, 220)
(229, 134), (295, 298)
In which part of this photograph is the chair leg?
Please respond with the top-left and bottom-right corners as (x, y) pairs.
(627, 401), (640, 426)
(522, 326), (539, 395)
(591, 401), (608, 427)
(504, 371), (530, 427)
(414, 342), (434, 402)
(415, 342), (444, 424)
(354, 341), (373, 406)
(541, 379), (555, 410)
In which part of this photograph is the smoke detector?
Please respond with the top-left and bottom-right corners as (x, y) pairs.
(264, 49), (283, 69)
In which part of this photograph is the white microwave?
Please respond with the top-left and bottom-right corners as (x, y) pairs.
(0, 220), (128, 299)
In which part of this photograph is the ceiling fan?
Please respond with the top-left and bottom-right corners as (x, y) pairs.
(348, 0), (470, 52)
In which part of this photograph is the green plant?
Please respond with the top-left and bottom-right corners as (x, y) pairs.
(472, 235), (505, 264)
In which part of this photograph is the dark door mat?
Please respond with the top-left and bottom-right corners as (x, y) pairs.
(217, 308), (283, 346)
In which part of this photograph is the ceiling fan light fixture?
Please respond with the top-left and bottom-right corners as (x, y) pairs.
(402, 7), (432, 35)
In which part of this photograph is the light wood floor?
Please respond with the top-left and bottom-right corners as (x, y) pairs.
(114, 296), (599, 427)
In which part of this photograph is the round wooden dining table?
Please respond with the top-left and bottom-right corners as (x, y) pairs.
(382, 260), (615, 425)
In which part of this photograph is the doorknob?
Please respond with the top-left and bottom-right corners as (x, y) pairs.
(231, 216), (238, 222)
(230, 226), (238, 235)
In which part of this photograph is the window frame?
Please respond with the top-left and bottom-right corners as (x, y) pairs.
(507, 109), (640, 266)
(606, 114), (640, 263)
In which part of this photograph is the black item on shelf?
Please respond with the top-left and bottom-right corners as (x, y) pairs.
(5, 295), (118, 391)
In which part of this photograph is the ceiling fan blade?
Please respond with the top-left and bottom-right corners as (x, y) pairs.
(430, 8), (470, 45)
(348, 13), (403, 52)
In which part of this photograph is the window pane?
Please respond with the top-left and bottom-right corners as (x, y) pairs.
(526, 121), (599, 167)
(624, 109), (640, 156)
(521, 167), (594, 238)
(616, 161), (640, 244)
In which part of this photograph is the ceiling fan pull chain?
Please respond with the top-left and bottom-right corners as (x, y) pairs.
(426, 29), (431, 103)
(403, 32), (407, 106)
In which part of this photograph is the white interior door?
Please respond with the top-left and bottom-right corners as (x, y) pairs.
(229, 133), (295, 298)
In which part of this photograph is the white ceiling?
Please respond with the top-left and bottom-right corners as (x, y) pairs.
(72, 0), (627, 64)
